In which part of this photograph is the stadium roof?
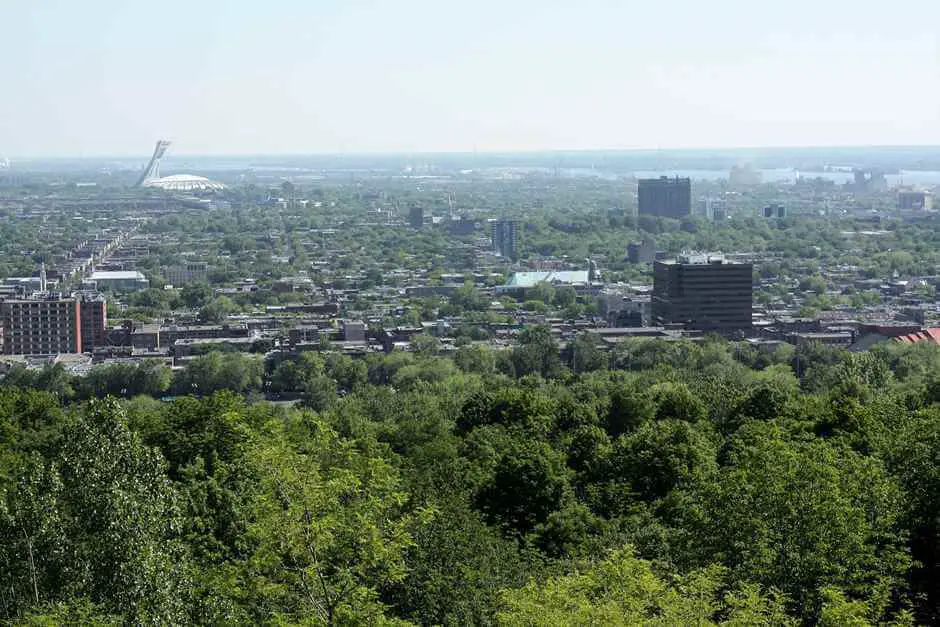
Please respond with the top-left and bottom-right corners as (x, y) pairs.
(142, 174), (225, 192)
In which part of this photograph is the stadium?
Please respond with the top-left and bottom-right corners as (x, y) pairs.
(143, 173), (225, 192)
(136, 141), (225, 191)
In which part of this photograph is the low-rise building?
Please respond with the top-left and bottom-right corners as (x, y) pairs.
(88, 270), (149, 292)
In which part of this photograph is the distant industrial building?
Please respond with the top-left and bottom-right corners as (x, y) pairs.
(408, 206), (424, 229)
(343, 321), (367, 342)
(0, 292), (107, 355)
(448, 218), (479, 236)
(627, 239), (656, 264)
(652, 254), (753, 332)
(729, 164), (762, 186)
(853, 169), (887, 193)
(638, 177), (691, 218)
(87, 270), (149, 292)
(698, 198), (728, 221)
(164, 262), (208, 286)
(898, 190), (933, 210)
(761, 204), (787, 219)
(491, 219), (520, 260)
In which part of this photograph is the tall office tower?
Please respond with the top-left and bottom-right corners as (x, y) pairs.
(652, 254), (753, 332)
(491, 219), (520, 260)
(408, 205), (424, 228)
(638, 176), (692, 218)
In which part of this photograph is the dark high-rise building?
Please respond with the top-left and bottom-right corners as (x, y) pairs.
(652, 254), (752, 332)
(762, 204), (786, 218)
(408, 206), (424, 228)
(638, 176), (691, 218)
(77, 293), (108, 350)
(491, 219), (520, 260)
(627, 238), (656, 264)
(898, 191), (932, 210)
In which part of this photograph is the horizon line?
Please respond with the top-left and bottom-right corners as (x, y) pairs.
(7, 142), (940, 161)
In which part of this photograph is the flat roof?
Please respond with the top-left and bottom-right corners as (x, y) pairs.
(90, 271), (146, 280)
(500, 270), (590, 289)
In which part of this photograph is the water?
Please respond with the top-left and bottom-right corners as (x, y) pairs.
(634, 169), (940, 186)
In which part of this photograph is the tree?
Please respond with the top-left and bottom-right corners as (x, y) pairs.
(509, 326), (563, 379)
(181, 282), (214, 309)
(455, 344), (496, 375)
(247, 415), (424, 625)
(527, 282), (555, 305)
(384, 499), (534, 625)
(476, 440), (570, 535)
(412, 334), (440, 358)
(567, 333), (607, 373)
(0, 399), (188, 623)
(554, 286), (577, 309)
(498, 547), (793, 626)
(678, 424), (911, 622)
(173, 352), (263, 396)
(608, 419), (717, 503)
(198, 296), (238, 324)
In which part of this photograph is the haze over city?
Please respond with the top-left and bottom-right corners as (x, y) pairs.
(2, 0), (939, 157)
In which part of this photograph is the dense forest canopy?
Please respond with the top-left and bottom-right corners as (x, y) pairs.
(2, 336), (940, 624)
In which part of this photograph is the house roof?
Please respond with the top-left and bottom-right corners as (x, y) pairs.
(894, 328), (940, 345)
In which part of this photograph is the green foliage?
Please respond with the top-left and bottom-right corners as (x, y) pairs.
(3, 334), (940, 623)
(476, 440), (571, 535)
(497, 547), (793, 626)
(678, 423), (910, 621)
(0, 399), (187, 623)
(246, 414), (421, 624)
(174, 352), (264, 396)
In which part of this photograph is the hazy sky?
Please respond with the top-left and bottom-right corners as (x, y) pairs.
(2, 0), (938, 156)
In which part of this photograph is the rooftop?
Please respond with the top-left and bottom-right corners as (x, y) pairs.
(499, 270), (590, 290)
(143, 174), (225, 192)
(90, 270), (147, 280)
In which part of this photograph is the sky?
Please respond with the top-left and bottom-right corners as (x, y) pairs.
(1, 0), (938, 157)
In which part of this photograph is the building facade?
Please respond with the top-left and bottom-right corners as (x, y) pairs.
(652, 254), (753, 332)
(0, 293), (108, 355)
(638, 177), (691, 218)
(77, 293), (108, 351)
(164, 262), (208, 286)
(1, 297), (81, 355)
(627, 239), (656, 264)
(899, 191), (933, 210)
(89, 270), (149, 292)
(491, 219), (520, 260)
(761, 204), (787, 218)
(408, 206), (424, 228)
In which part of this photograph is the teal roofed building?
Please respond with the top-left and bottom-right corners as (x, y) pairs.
(496, 270), (591, 295)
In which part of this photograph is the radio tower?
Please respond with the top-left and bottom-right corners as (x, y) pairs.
(135, 140), (171, 187)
